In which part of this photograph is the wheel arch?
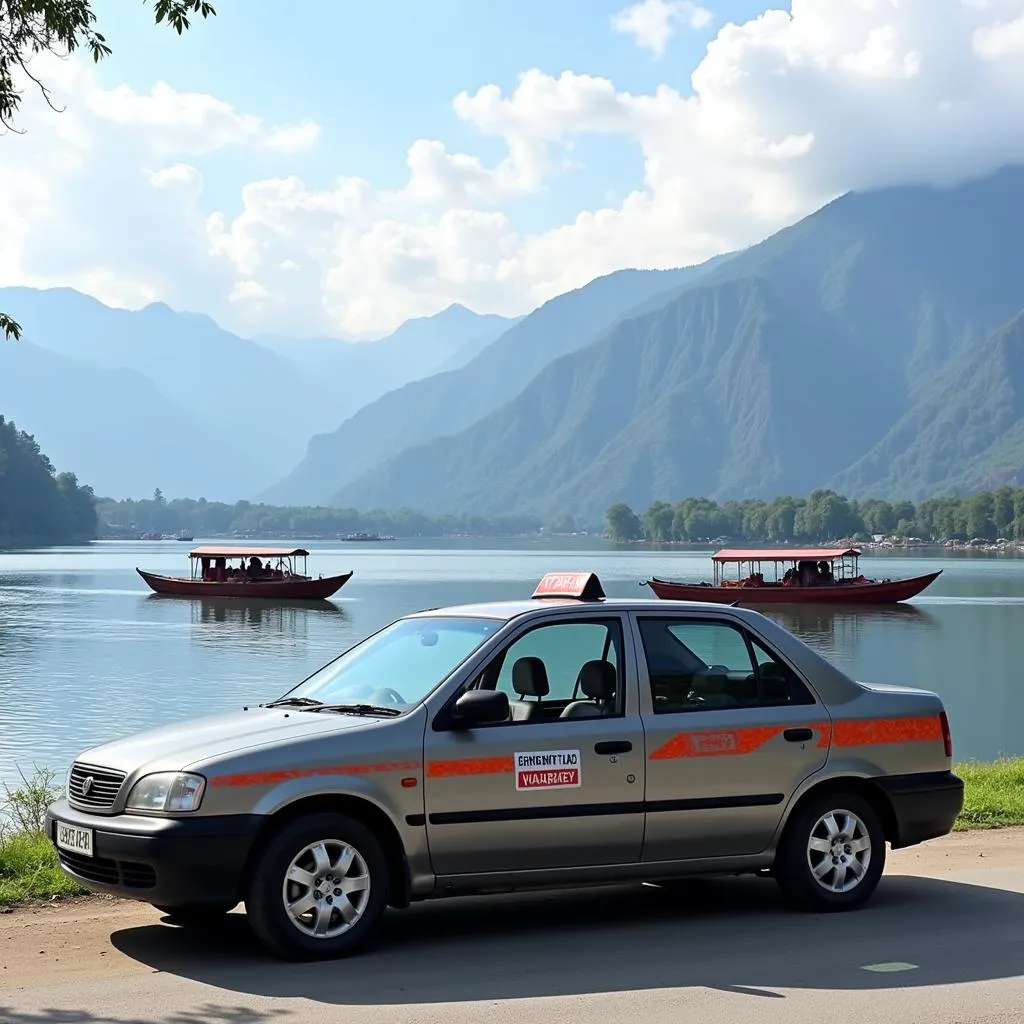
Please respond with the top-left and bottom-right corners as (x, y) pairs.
(239, 794), (412, 909)
(775, 774), (899, 855)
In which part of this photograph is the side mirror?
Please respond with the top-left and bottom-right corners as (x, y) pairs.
(450, 689), (509, 728)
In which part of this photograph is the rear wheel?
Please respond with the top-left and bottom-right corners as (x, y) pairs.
(245, 812), (390, 961)
(775, 790), (885, 912)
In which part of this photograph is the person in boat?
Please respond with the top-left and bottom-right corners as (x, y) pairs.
(817, 560), (834, 584)
(247, 556), (263, 579)
(782, 567), (800, 586)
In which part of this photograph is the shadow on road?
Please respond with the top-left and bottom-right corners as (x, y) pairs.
(88, 873), (1024, 1007)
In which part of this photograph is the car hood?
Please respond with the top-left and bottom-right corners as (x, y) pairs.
(73, 707), (384, 776)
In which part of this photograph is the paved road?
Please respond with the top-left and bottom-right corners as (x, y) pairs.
(3, 832), (1024, 1024)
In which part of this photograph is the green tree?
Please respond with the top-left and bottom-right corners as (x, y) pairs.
(858, 498), (896, 536)
(606, 502), (642, 541)
(642, 500), (674, 542)
(0, 0), (216, 341)
(55, 471), (97, 539)
(0, 416), (96, 545)
(796, 489), (860, 541)
(966, 492), (996, 540)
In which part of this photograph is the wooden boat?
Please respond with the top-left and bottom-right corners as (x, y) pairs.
(136, 546), (353, 600)
(641, 547), (941, 605)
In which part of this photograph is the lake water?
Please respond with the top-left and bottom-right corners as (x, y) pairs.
(1, 539), (1022, 792)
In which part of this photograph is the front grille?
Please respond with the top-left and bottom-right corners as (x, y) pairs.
(121, 861), (158, 889)
(68, 762), (126, 811)
(58, 849), (156, 890)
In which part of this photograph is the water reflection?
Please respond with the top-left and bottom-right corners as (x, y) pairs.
(764, 604), (938, 656)
(171, 596), (349, 654)
(177, 596), (347, 629)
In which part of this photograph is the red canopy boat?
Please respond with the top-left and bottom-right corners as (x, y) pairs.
(641, 546), (940, 605)
(137, 546), (353, 600)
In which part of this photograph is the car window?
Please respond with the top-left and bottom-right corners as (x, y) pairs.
(495, 622), (618, 701)
(747, 634), (815, 705)
(637, 617), (813, 712)
(291, 615), (501, 709)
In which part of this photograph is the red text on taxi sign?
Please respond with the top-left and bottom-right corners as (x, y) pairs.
(531, 572), (606, 600)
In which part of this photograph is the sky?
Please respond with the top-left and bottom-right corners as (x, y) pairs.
(3, 0), (1024, 339)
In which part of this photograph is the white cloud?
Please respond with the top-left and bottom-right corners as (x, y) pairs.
(611, 0), (714, 57)
(974, 13), (1024, 56)
(3, 0), (1024, 339)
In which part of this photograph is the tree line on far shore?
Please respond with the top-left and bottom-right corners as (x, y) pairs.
(605, 487), (1024, 544)
(95, 492), (553, 539)
(0, 417), (98, 547)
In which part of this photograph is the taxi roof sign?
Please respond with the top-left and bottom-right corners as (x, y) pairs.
(531, 571), (606, 600)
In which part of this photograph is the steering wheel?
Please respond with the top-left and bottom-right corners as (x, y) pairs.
(372, 687), (407, 706)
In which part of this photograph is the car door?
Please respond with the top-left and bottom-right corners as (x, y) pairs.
(423, 613), (645, 876)
(632, 611), (831, 862)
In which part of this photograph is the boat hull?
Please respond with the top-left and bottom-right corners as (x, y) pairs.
(136, 568), (353, 600)
(642, 570), (942, 605)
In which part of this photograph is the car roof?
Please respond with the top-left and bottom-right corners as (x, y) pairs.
(405, 596), (757, 622)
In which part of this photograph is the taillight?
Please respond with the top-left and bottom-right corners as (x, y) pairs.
(939, 710), (953, 758)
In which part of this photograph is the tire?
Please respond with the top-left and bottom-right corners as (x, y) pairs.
(154, 902), (237, 926)
(774, 790), (886, 912)
(244, 812), (390, 961)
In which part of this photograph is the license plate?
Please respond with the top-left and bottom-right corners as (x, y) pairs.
(55, 821), (94, 858)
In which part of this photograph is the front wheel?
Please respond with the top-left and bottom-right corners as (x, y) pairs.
(774, 791), (885, 912)
(245, 812), (390, 961)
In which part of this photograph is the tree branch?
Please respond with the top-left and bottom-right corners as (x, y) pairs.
(0, 313), (22, 341)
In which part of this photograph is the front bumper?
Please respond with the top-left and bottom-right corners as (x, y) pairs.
(45, 799), (264, 907)
(876, 770), (965, 849)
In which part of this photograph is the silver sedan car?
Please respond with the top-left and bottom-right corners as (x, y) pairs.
(46, 572), (964, 960)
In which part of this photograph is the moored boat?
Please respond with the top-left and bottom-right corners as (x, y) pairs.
(136, 546), (353, 600)
(641, 546), (941, 605)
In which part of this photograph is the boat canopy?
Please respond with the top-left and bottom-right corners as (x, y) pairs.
(188, 546), (311, 559)
(712, 547), (860, 563)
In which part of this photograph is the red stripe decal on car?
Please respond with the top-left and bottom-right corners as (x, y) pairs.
(210, 761), (421, 787)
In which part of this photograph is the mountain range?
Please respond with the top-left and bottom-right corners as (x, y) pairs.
(259, 258), (734, 506)
(0, 290), (517, 500)
(278, 165), (1024, 519)
(4, 164), (1024, 514)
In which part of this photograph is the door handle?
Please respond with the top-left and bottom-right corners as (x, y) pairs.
(595, 740), (632, 755)
(783, 728), (813, 743)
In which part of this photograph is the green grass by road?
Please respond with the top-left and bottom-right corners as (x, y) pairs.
(2, 759), (1023, 909)
(0, 830), (85, 907)
(954, 758), (1024, 830)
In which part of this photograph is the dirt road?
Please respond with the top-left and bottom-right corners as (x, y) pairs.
(2, 828), (1023, 1023)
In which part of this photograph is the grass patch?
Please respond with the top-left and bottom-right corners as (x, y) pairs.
(954, 757), (1024, 830)
(0, 764), (86, 909)
(0, 830), (85, 907)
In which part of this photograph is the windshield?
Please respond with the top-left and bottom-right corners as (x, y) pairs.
(282, 615), (502, 711)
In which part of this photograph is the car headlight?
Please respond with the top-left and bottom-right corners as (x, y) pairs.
(125, 772), (206, 813)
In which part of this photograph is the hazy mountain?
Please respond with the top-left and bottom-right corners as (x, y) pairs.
(831, 310), (1024, 499)
(0, 287), (326, 482)
(0, 341), (259, 500)
(258, 304), (519, 420)
(263, 259), (730, 506)
(0, 290), (514, 500)
(324, 165), (1024, 518)
(336, 277), (885, 518)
